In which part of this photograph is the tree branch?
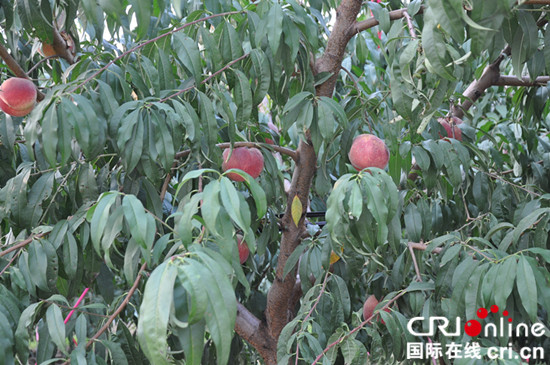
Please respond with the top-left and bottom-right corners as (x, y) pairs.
(174, 141), (298, 161)
(235, 303), (276, 365)
(315, 0), (364, 96)
(71, 11), (244, 93)
(0, 43), (45, 101)
(450, 46), (511, 119)
(494, 75), (549, 86)
(51, 29), (76, 64)
(352, 7), (423, 36)
(264, 0), (363, 344)
(0, 232), (47, 258)
(85, 262), (147, 349)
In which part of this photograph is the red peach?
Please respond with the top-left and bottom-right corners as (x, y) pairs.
(222, 147), (264, 182)
(438, 117), (463, 141)
(0, 78), (37, 117)
(363, 295), (379, 321)
(348, 134), (389, 171)
(237, 235), (249, 264)
(363, 295), (391, 324)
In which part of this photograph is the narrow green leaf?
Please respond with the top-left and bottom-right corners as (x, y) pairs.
(191, 248), (237, 365)
(219, 177), (250, 232)
(137, 262), (178, 365)
(46, 304), (67, 355)
(232, 69), (253, 125)
(42, 103), (58, 167)
(266, 4), (284, 55)
(173, 33), (202, 83)
(517, 255), (538, 322)
(494, 257), (517, 310)
(513, 208), (549, 244)
(89, 192), (118, 254)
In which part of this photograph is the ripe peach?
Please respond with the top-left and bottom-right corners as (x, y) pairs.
(348, 134), (389, 171)
(363, 295), (390, 324)
(41, 43), (57, 57)
(237, 235), (249, 264)
(222, 147), (264, 182)
(0, 78), (37, 117)
(363, 295), (379, 321)
(438, 117), (463, 141)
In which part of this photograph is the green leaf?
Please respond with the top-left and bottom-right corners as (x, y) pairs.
(137, 262), (178, 365)
(46, 304), (67, 355)
(41, 103), (58, 167)
(525, 247), (550, 264)
(129, 0), (151, 40)
(283, 242), (307, 278)
(16, 0), (53, 42)
(516, 255), (538, 322)
(405, 203), (422, 242)
(177, 261), (208, 325)
(63, 232), (78, 279)
(173, 321), (205, 365)
(513, 208), (549, 245)
(317, 98), (335, 140)
(494, 257), (517, 310)
(220, 177), (250, 233)
(422, 8), (455, 80)
(103, 340), (129, 365)
(173, 33), (202, 83)
(412, 145), (431, 170)
(122, 194), (156, 255)
(232, 69), (253, 125)
(27, 240), (49, 291)
(220, 21), (243, 64)
(250, 49), (271, 106)
(190, 248), (237, 365)
(241, 173), (267, 219)
(440, 244), (462, 267)
(89, 192), (119, 254)
(266, 4), (284, 56)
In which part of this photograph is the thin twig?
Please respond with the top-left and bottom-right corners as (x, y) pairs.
(408, 242), (443, 254)
(158, 52), (249, 103)
(85, 262), (147, 349)
(0, 248), (21, 275)
(160, 161), (177, 202)
(175, 141), (298, 161)
(0, 232), (47, 258)
(408, 243), (423, 281)
(311, 290), (406, 365)
(295, 271), (331, 365)
(26, 55), (60, 74)
(402, 10), (417, 39)
(71, 11), (243, 93)
(482, 170), (541, 197)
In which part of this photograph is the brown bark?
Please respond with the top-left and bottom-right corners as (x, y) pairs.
(450, 46), (510, 119)
(235, 303), (277, 365)
(51, 28), (76, 64)
(265, 0), (363, 341)
(494, 75), (549, 87)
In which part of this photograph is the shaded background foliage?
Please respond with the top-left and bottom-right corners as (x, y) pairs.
(0, 0), (549, 364)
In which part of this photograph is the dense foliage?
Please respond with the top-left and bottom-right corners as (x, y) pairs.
(0, 0), (549, 364)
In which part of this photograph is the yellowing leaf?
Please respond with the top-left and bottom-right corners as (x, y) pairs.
(330, 246), (344, 265)
(291, 195), (302, 227)
(330, 251), (340, 264)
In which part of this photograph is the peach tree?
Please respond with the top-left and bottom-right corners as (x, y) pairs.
(0, 0), (550, 364)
